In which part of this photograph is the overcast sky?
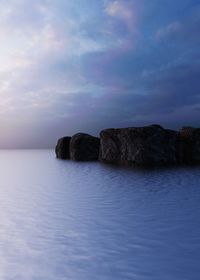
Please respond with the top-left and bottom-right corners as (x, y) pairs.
(0, 0), (199, 148)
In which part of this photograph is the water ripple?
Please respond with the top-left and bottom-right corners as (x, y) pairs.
(0, 150), (199, 279)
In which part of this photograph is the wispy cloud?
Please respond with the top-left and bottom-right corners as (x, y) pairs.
(105, 0), (135, 26)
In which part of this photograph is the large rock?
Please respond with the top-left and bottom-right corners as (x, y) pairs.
(178, 127), (200, 164)
(100, 125), (178, 167)
(70, 133), (100, 161)
(55, 137), (71, 159)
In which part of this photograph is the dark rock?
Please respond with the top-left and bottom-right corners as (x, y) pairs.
(178, 127), (200, 164)
(100, 125), (178, 167)
(55, 137), (71, 159)
(70, 133), (100, 161)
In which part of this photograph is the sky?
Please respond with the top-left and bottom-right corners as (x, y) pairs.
(0, 0), (199, 148)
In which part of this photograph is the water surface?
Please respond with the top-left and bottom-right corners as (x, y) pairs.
(0, 150), (199, 280)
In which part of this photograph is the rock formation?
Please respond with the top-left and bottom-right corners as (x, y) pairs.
(99, 125), (178, 167)
(55, 137), (71, 159)
(55, 125), (200, 167)
(70, 133), (100, 161)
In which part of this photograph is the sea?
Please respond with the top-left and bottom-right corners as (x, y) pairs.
(0, 149), (199, 280)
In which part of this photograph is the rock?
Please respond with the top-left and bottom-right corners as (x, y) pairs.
(70, 133), (100, 161)
(178, 127), (200, 164)
(55, 137), (71, 159)
(100, 125), (178, 167)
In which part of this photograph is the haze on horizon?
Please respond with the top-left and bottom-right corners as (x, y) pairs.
(0, 0), (199, 148)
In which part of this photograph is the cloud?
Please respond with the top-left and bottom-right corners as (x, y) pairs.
(156, 22), (182, 40)
(0, 0), (199, 147)
(156, 4), (200, 44)
(106, 1), (134, 21)
(105, 0), (137, 33)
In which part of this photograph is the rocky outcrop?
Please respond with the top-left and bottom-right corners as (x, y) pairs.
(55, 125), (200, 167)
(70, 133), (100, 161)
(100, 125), (178, 167)
(55, 137), (71, 159)
(178, 127), (200, 164)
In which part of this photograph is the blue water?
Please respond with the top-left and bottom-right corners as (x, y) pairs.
(0, 150), (200, 280)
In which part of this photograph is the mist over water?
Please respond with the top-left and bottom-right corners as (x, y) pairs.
(0, 150), (199, 280)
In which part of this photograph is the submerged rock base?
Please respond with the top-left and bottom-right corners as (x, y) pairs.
(55, 125), (200, 167)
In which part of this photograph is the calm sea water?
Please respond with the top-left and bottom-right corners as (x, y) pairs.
(0, 150), (199, 280)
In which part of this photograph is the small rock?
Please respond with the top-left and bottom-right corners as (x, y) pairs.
(55, 137), (71, 159)
(178, 127), (200, 164)
(70, 133), (100, 161)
